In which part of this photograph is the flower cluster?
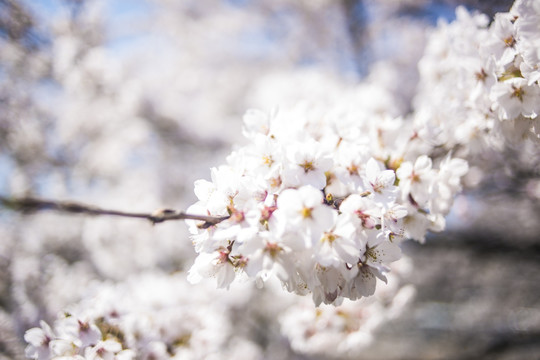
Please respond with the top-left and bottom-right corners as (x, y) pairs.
(23, 273), (258, 360)
(279, 258), (415, 358)
(187, 96), (468, 305)
(414, 0), (540, 156)
(25, 319), (134, 360)
(186, 0), (540, 306)
(17, 1), (540, 359)
(8, 0), (540, 359)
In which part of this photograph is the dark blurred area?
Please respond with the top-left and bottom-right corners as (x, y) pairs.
(367, 189), (540, 359)
(0, 0), (43, 49)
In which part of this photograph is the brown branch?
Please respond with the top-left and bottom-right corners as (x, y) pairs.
(0, 195), (229, 228)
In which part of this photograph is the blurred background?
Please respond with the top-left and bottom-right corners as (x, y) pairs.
(1, 0), (539, 359)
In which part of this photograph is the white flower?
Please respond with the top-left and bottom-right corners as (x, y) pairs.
(490, 77), (540, 120)
(278, 296), (398, 358)
(238, 134), (284, 177)
(363, 237), (402, 273)
(314, 214), (361, 268)
(84, 340), (129, 360)
(273, 185), (335, 247)
(187, 249), (237, 289)
(382, 203), (408, 236)
(430, 156), (468, 215)
(498, 115), (540, 143)
(481, 12), (518, 66)
(282, 140), (333, 190)
(396, 155), (435, 207)
(194, 165), (262, 217)
(333, 142), (370, 191)
(514, 0), (540, 47)
(241, 232), (299, 286)
(347, 265), (381, 299)
(519, 49), (540, 86)
(310, 265), (346, 305)
(362, 158), (398, 206)
(24, 321), (55, 360)
(344, 233), (401, 301)
(339, 194), (380, 230)
(403, 211), (432, 243)
(58, 317), (101, 349)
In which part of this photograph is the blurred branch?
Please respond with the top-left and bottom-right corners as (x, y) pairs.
(341, 0), (367, 74)
(0, 195), (228, 228)
(0, 0), (46, 49)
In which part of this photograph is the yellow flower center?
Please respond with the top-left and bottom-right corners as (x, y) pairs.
(301, 207), (312, 219)
(321, 232), (337, 243)
(511, 85), (524, 102)
(300, 160), (315, 173)
(265, 242), (281, 258)
(262, 155), (274, 167)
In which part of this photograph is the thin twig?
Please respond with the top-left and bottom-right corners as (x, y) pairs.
(0, 195), (228, 228)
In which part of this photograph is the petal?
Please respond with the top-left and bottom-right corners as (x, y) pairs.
(414, 155), (432, 173)
(24, 327), (46, 346)
(396, 162), (413, 179)
(334, 240), (361, 264)
(365, 158), (382, 183)
(298, 185), (324, 207)
(193, 179), (215, 202)
(216, 263), (236, 288)
(377, 170), (396, 188)
(277, 188), (302, 212)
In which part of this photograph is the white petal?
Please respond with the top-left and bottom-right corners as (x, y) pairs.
(414, 155), (432, 173)
(365, 158), (382, 183)
(298, 185), (324, 207)
(377, 170), (396, 188)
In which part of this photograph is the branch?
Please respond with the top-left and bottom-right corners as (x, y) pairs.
(0, 195), (229, 228)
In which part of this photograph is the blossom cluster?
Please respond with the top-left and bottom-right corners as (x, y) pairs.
(17, 1), (540, 359)
(25, 319), (134, 360)
(279, 258), (415, 358)
(414, 0), (540, 156)
(23, 273), (260, 360)
(23, 269), (416, 360)
(187, 0), (540, 306)
(187, 98), (468, 305)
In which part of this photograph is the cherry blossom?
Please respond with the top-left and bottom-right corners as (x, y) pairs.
(13, 1), (540, 359)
